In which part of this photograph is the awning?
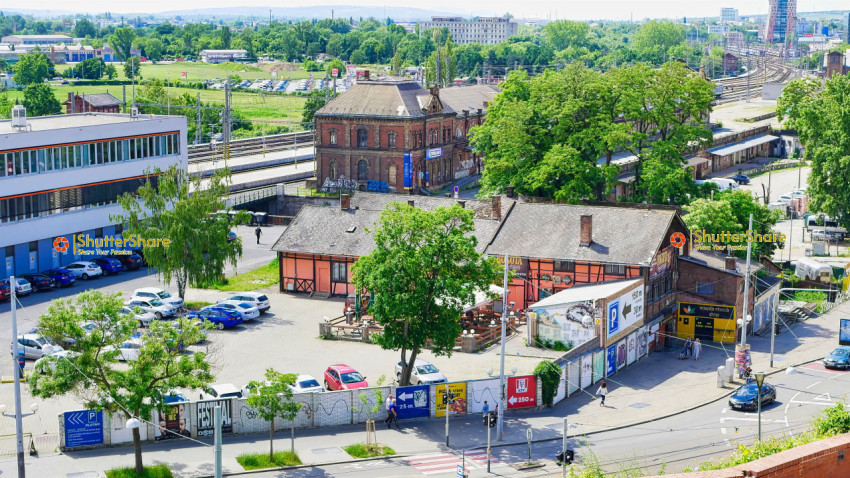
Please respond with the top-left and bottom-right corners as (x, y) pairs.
(596, 150), (640, 166)
(706, 134), (779, 157)
(615, 173), (636, 184)
(436, 284), (505, 312)
(686, 157), (712, 167)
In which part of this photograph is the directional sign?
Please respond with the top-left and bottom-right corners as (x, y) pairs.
(507, 375), (536, 409)
(457, 464), (464, 477)
(64, 410), (103, 447)
(606, 344), (617, 377)
(396, 385), (430, 419)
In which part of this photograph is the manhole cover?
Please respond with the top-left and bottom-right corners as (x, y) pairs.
(630, 402), (649, 409)
(311, 447), (345, 455)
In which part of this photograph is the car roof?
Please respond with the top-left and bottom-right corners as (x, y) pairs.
(212, 383), (240, 393)
(295, 374), (318, 381)
(234, 292), (265, 298)
(135, 287), (164, 293)
(329, 364), (356, 373)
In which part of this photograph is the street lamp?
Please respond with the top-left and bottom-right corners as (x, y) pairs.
(754, 371), (765, 442)
(125, 417), (142, 430)
(737, 314), (752, 346)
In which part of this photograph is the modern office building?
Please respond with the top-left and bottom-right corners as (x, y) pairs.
(0, 110), (187, 281)
(1, 34), (75, 45)
(418, 16), (518, 45)
(199, 49), (248, 63)
(766, 0), (797, 44)
(720, 8), (739, 23)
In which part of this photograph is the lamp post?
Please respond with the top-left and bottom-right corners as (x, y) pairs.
(737, 315), (752, 346)
(497, 253), (509, 441)
(754, 371), (765, 442)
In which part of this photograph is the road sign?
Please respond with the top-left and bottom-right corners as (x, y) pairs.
(457, 464), (464, 477)
(507, 375), (536, 409)
(396, 385), (430, 419)
(64, 410), (103, 447)
(454, 186), (459, 193)
(436, 382), (467, 417)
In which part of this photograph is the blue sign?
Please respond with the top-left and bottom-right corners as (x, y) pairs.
(395, 385), (430, 419)
(64, 410), (103, 447)
(608, 300), (620, 336)
(606, 345), (617, 377)
(426, 147), (442, 160)
(403, 152), (413, 189)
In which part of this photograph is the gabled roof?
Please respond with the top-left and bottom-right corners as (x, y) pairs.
(530, 278), (643, 308)
(678, 249), (763, 277)
(350, 191), (508, 220)
(315, 79), (454, 118)
(437, 84), (500, 115)
(62, 93), (123, 107)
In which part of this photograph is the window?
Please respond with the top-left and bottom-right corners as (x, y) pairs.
(387, 163), (398, 187)
(604, 264), (626, 275)
(357, 129), (368, 148)
(388, 131), (396, 148)
(696, 281), (714, 295)
(329, 129), (338, 145)
(456, 127), (463, 138)
(332, 262), (347, 282)
(555, 261), (575, 272)
(329, 160), (339, 180)
(357, 160), (369, 180)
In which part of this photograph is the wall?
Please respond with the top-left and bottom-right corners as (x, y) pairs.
(275, 195), (339, 218)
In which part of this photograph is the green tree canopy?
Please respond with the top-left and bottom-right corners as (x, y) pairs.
(543, 20), (591, 51)
(110, 26), (136, 61)
(632, 20), (686, 65)
(73, 18), (97, 38)
(22, 83), (61, 116)
(351, 202), (501, 386)
(245, 369), (301, 460)
(301, 96), (327, 127)
(123, 55), (142, 80)
(12, 52), (50, 85)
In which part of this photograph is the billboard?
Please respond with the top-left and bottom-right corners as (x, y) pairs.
(841, 319), (850, 346)
(435, 382), (467, 417)
(197, 400), (232, 437)
(607, 285), (645, 339)
(533, 299), (599, 350)
(155, 403), (190, 441)
(507, 376), (536, 409)
(395, 385), (430, 419)
(678, 302), (737, 343)
(403, 152), (413, 189)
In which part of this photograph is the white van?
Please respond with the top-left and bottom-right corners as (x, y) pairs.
(708, 178), (740, 191)
(794, 258), (833, 282)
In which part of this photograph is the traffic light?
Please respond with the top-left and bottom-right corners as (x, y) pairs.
(488, 414), (497, 428)
(556, 449), (575, 465)
(483, 415), (489, 427)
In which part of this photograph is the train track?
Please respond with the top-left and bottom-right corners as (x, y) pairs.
(713, 60), (799, 104)
(188, 131), (315, 162)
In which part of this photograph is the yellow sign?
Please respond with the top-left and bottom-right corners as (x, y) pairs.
(435, 382), (467, 417)
(677, 302), (737, 343)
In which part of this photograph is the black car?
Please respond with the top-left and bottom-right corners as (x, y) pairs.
(19, 274), (55, 292)
(107, 253), (143, 271)
(131, 248), (147, 266)
(728, 380), (776, 411)
(731, 174), (751, 185)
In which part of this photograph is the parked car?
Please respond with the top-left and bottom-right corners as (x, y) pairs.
(289, 374), (324, 394)
(92, 257), (124, 275)
(707, 178), (740, 191)
(730, 174), (750, 185)
(171, 319), (207, 344)
(217, 292), (270, 313)
(64, 261), (103, 280)
(187, 306), (243, 330)
(214, 300), (260, 321)
(33, 350), (80, 375)
(200, 383), (243, 400)
(13, 334), (64, 360)
(41, 268), (76, 287)
(0, 280), (9, 301)
(227, 231), (238, 242)
(823, 346), (850, 370)
(776, 194), (793, 205)
(812, 230), (842, 242)
(107, 338), (143, 361)
(125, 298), (177, 320)
(1, 278), (32, 297)
(164, 390), (190, 403)
(794, 258), (833, 282)
(324, 364), (368, 391)
(132, 287), (184, 309)
(19, 274), (55, 292)
(121, 306), (156, 327)
(728, 380), (776, 411)
(107, 253), (144, 271)
(394, 359), (447, 385)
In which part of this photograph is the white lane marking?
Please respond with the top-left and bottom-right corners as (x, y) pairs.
(721, 416), (788, 423)
(814, 392), (832, 401)
(806, 381), (822, 389)
(721, 427), (728, 435)
(786, 391), (800, 414)
(789, 400), (834, 406)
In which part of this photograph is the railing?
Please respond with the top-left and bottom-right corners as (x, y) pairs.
(229, 185), (278, 207)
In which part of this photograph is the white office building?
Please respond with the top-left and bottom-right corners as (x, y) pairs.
(1, 34), (76, 45)
(418, 17), (518, 45)
(709, 24), (731, 35)
(720, 8), (739, 23)
(199, 49), (248, 63)
(0, 110), (187, 281)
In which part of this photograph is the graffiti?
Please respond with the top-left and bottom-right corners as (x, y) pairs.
(245, 409), (258, 420)
(321, 176), (359, 193)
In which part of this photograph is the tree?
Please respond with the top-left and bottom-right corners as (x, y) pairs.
(73, 18), (97, 38)
(22, 83), (60, 116)
(301, 96), (327, 127)
(632, 20), (686, 65)
(220, 25), (232, 49)
(123, 55), (142, 80)
(111, 165), (249, 299)
(30, 290), (212, 475)
(0, 94), (13, 118)
(110, 26), (136, 61)
(71, 57), (105, 80)
(144, 38), (164, 63)
(245, 369), (301, 460)
(778, 75), (850, 228)
(325, 58), (345, 77)
(683, 192), (783, 258)
(12, 52), (50, 85)
(544, 20), (591, 51)
(351, 202), (501, 386)
(350, 49), (367, 65)
(104, 64), (117, 79)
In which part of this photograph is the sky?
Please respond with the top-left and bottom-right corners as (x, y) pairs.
(19, 0), (850, 20)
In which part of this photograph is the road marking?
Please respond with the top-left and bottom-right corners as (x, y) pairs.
(721, 417), (788, 423)
(789, 400), (834, 406)
(721, 427), (727, 435)
(814, 392), (831, 401)
(806, 381), (822, 389)
(722, 408), (728, 414)
(786, 391), (800, 414)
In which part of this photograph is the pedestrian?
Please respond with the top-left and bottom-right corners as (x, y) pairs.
(255, 226), (262, 244)
(597, 381), (608, 406)
(388, 399), (400, 430)
(384, 394), (393, 426)
(679, 338), (691, 360)
(482, 400), (490, 416)
(693, 338), (702, 360)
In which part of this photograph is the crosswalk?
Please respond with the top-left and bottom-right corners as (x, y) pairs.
(404, 450), (498, 475)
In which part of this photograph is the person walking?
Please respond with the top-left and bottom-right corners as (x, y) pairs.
(482, 400), (490, 417)
(255, 226), (263, 244)
(679, 338), (691, 360)
(687, 338), (695, 358)
(597, 381), (608, 406)
(384, 394), (393, 426)
(387, 399), (400, 430)
(693, 338), (702, 360)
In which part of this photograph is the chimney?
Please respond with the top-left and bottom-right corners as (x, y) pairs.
(407, 200), (415, 207)
(457, 200), (466, 208)
(725, 256), (738, 272)
(506, 186), (515, 198)
(340, 194), (350, 210)
(580, 215), (593, 246)
(491, 195), (501, 219)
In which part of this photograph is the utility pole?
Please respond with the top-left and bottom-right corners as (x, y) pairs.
(131, 59), (136, 108)
(11, 276), (25, 478)
(740, 213), (754, 346)
(223, 78), (232, 148)
(561, 416), (568, 478)
(122, 84), (126, 114)
(444, 382), (451, 447)
(746, 54), (751, 102)
(497, 253), (509, 441)
(195, 92), (202, 145)
(214, 406), (222, 478)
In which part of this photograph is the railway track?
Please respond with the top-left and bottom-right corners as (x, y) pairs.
(713, 61), (799, 104)
(188, 131), (315, 162)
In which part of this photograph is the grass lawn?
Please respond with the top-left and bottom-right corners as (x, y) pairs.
(183, 300), (213, 311)
(343, 443), (396, 458)
(236, 451), (302, 470)
(207, 257), (279, 292)
(105, 465), (174, 478)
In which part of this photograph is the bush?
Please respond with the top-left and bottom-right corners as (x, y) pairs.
(344, 443), (396, 458)
(812, 401), (850, 436)
(105, 465), (174, 478)
(236, 451), (302, 470)
(184, 301), (213, 311)
(533, 360), (561, 407)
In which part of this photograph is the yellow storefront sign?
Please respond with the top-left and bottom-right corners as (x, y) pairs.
(677, 302), (737, 344)
(435, 382), (467, 417)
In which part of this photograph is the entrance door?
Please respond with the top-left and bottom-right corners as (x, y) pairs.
(317, 263), (330, 294)
(52, 249), (60, 268)
(694, 317), (714, 341)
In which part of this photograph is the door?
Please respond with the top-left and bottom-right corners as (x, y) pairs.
(52, 249), (60, 268)
(694, 317), (714, 342)
(317, 263), (331, 293)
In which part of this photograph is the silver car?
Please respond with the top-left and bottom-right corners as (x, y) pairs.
(125, 298), (177, 320)
(13, 334), (64, 360)
(394, 359), (447, 385)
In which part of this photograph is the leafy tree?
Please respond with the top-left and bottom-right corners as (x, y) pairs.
(325, 58), (345, 77)
(12, 52), (50, 85)
(110, 26), (136, 61)
(123, 55), (142, 80)
(682, 198), (740, 250)
(220, 26), (232, 49)
(30, 290), (213, 475)
(73, 18), (97, 38)
(350, 49), (366, 65)
(144, 38), (164, 63)
(0, 58), (9, 72)
(778, 75), (850, 228)
(301, 96), (327, 127)
(70, 57), (105, 80)
(351, 202), (501, 386)
(22, 83), (60, 116)
(245, 369), (301, 460)
(0, 94), (13, 118)
(111, 165), (249, 299)
(544, 20), (591, 51)
(632, 20), (686, 65)
(533, 361), (561, 407)
(104, 64), (118, 79)
(683, 192), (782, 258)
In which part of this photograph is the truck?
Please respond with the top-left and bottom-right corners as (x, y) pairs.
(794, 258), (833, 282)
(806, 214), (847, 239)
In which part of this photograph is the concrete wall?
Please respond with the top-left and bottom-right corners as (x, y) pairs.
(275, 195), (340, 217)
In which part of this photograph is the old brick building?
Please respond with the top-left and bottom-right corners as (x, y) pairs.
(313, 78), (498, 191)
(63, 92), (123, 114)
(824, 50), (850, 78)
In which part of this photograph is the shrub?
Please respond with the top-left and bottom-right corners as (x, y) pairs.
(533, 360), (561, 406)
(236, 451), (301, 470)
(105, 465), (174, 478)
(344, 443), (396, 458)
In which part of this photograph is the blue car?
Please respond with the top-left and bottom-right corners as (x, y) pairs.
(41, 268), (76, 287)
(164, 390), (189, 404)
(93, 258), (124, 275)
(187, 306), (243, 330)
(823, 346), (850, 370)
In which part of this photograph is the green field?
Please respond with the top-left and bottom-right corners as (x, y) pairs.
(60, 61), (317, 82)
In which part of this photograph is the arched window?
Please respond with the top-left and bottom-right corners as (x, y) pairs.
(357, 160), (369, 180)
(456, 127), (463, 138)
(388, 163), (398, 187)
(357, 129), (368, 148)
(388, 131), (397, 148)
(329, 160), (339, 180)
(328, 129), (338, 145)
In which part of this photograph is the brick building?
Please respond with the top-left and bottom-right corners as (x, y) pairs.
(722, 53), (739, 75)
(825, 50), (850, 78)
(313, 78), (498, 192)
(63, 93), (123, 114)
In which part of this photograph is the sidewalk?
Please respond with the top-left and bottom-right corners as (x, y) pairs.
(706, 157), (798, 179)
(4, 298), (847, 477)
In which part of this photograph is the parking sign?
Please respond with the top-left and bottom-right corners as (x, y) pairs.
(608, 299), (620, 336)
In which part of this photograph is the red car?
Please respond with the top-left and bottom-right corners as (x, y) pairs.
(323, 364), (368, 391)
(0, 280), (10, 301)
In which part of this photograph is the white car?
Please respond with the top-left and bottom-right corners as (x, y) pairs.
(120, 306), (157, 327)
(64, 261), (103, 280)
(132, 287), (184, 309)
(214, 300), (260, 321)
(394, 359), (447, 385)
(777, 194), (793, 205)
(33, 350), (80, 374)
(125, 298), (177, 320)
(13, 334), (64, 360)
(107, 338), (143, 361)
(289, 374), (324, 394)
(217, 292), (270, 313)
(200, 383), (243, 400)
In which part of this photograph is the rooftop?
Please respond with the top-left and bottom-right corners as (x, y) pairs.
(0, 113), (177, 135)
(315, 80), (452, 118)
(437, 84), (500, 115)
(350, 191), (508, 220)
(679, 249), (764, 277)
(530, 278), (644, 309)
(62, 93), (123, 107)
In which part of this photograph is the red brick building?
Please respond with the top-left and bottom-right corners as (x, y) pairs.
(825, 50), (850, 78)
(63, 92), (123, 114)
(313, 78), (498, 191)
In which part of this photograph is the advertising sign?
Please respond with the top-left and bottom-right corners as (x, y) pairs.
(467, 378), (500, 413)
(638, 327), (648, 357)
(64, 410), (103, 447)
(678, 302), (737, 343)
(735, 344), (751, 376)
(592, 350), (604, 383)
(607, 286), (645, 339)
(395, 385), (430, 419)
(840, 319), (850, 346)
(507, 375), (536, 409)
(197, 400), (232, 437)
(627, 332), (637, 365)
(649, 246), (675, 279)
(606, 345), (617, 377)
(533, 299), (598, 350)
(403, 152), (413, 189)
(495, 255), (529, 279)
(616, 339), (627, 370)
(426, 147), (443, 159)
(155, 404), (190, 441)
(580, 354), (592, 389)
(332, 68), (339, 77)
(435, 382), (467, 417)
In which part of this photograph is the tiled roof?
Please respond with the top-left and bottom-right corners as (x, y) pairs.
(315, 79), (440, 118)
(437, 84), (500, 115)
(63, 93), (123, 107)
(678, 249), (763, 276)
(349, 191), (507, 220)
